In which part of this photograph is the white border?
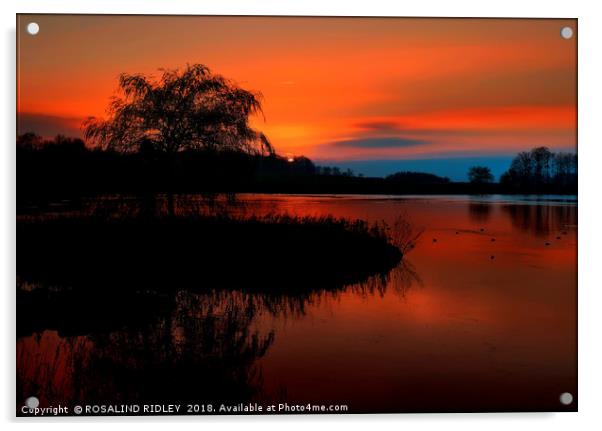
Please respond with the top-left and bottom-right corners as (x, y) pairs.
(3, 1), (602, 430)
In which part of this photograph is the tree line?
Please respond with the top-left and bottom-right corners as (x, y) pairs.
(467, 147), (576, 193)
(17, 64), (576, 204)
(499, 146), (577, 191)
(18, 133), (576, 206)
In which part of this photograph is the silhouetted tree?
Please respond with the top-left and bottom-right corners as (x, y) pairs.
(386, 171), (450, 185)
(553, 152), (577, 188)
(316, 165), (352, 176)
(467, 166), (493, 185)
(507, 151), (534, 187)
(500, 147), (576, 192)
(17, 132), (43, 150)
(530, 146), (553, 186)
(289, 156), (316, 175)
(514, 151), (534, 179)
(84, 64), (273, 215)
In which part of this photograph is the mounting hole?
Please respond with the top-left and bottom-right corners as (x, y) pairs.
(27, 22), (40, 36)
(560, 26), (573, 40)
(25, 396), (39, 408)
(559, 392), (573, 405)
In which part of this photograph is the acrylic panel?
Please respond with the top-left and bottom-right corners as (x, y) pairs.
(16, 15), (577, 416)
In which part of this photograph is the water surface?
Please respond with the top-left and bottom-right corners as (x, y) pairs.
(17, 194), (577, 412)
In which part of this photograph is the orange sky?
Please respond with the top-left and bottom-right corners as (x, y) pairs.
(17, 15), (576, 164)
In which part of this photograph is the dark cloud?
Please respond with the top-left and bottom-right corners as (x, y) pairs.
(352, 121), (501, 138)
(354, 121), (406, 134)
(17, 113), (84, 138)
(330, 137), (428, 149)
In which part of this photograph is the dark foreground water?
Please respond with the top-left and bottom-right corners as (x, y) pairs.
(17, 194), (577, 413)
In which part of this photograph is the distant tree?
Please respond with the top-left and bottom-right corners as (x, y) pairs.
(316, 165), (352, 176)
(530, 146), (553, 185)
(288, 156), (316, 175)
(52, 135), (86, 152)
(501, 151), (535, 189)
(386, 171), (450, 185)
(552, 152), (577, 188)
(467, 166), (494, 185)
(84, 64), (273, 215)
(499, 169), (517, 188)
(17, 132), (43, 150)
(513, 151), (534, 181)
(500, 147), (577, 192)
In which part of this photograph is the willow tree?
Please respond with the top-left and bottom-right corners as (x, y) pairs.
(83, 64), (273, 215)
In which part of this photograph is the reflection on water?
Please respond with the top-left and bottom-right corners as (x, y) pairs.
(502, 203), (577, 237)
(17, 260), (418, 408)
(18, 290), (275, 406)
(468, 202), (492, 223)
(17, 194), (577, 413)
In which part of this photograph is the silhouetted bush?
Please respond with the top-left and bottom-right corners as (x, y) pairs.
(18, 213), (403, 295)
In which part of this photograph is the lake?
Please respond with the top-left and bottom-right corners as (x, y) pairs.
(17, 194), (577, 413)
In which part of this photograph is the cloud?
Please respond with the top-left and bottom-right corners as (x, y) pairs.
(354, 121), (405, 134)
(330, 137), (428, 149)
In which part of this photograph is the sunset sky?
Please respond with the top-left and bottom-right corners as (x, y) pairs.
(17, 15), (576, 180)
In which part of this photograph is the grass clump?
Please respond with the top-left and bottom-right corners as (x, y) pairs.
(18, 212), (405, 294)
